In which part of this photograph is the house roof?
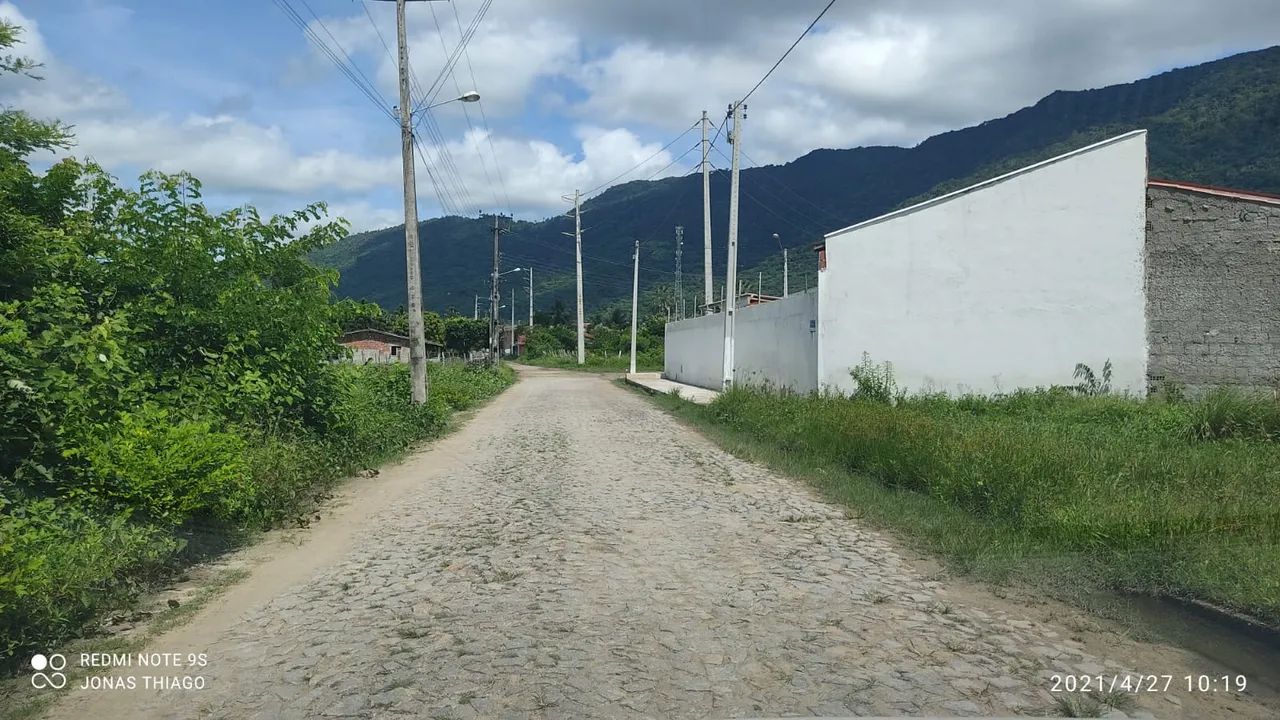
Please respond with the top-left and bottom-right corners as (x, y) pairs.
(823, 129), (1148, 240)
(1147, 179), (1280, 206)
(340, 328), (444, 348)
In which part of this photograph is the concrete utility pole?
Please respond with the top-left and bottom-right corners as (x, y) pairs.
(783, 249), (789, 297)
(474, 295), (479, 320)
(527, 268), (533, 328)
(394, 0), (428, 403)
(721, 101), (744, 390)
(489, 213), (502, 366)
(774, 233), (788, 297)
(629, 239), (640, 376)
(701, 110), (713, 314)
(674, 225), (684, 320)
(561, 190), (585, 365)
(510, 287), (515, 357)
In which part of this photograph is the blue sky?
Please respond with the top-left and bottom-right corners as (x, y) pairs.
(5, 0), (1280, 233)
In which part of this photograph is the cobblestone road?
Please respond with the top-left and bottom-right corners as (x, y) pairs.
(44, 367), (1269, 719)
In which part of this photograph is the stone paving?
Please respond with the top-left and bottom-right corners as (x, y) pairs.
(48, 367), (1213, 719)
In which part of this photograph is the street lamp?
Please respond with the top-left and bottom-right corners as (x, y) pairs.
(423, 91), (480, 112)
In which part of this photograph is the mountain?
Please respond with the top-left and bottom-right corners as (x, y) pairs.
(311, 45), (1280, 315)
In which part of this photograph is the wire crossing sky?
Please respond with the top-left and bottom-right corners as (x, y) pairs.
(7, 0), (1280, 232)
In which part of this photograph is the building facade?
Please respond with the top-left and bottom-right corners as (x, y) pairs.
(664, 130), (1278, 398)
(1145, 181), (1280, 396)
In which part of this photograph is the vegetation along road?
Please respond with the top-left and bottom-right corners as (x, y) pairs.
(41, 367), (1275, 720)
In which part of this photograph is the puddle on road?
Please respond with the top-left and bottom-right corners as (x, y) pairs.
(1103, 592), (1280, 702)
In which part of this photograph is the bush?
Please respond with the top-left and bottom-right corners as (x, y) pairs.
(70, 406), (252, 527)
(0, 498), (177, 663)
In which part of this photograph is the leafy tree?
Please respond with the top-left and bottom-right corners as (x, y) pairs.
(422, 310), (444, 346)
(549, 298), (569, 325)
(333, 298), (389, 332)
(443, 316), (487, 355)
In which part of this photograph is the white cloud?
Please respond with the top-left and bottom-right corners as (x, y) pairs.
(413, 125), (689, 216)
(70, 113), (399, 194)
(7, 0), (1280, 233)
(322, 200), (402, 235)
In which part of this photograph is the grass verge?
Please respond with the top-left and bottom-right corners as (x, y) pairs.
(632, 382), (1280, 627)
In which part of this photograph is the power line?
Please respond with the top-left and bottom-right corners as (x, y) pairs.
(581, 120), (701, 199)
(357, 0), (474, 218)
(642, 141), (703, 182)
(274, 0), (395, 122)
(427, 0), (498, 212)
(737, 147), (845, 227)
(710, 145), (830, 239)
(414, 0), (494, 114)
(449, 0), (512, 215)
(738, 0), (837, 107)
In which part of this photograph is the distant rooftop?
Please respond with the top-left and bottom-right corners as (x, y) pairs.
(1148, 179), (1280, 206)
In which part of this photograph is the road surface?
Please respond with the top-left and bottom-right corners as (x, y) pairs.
(43, 367), (1269, 719)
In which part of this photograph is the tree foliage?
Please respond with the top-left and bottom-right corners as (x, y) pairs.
(0, 21), (516, 667)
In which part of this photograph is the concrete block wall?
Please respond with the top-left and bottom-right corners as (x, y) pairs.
(1145, 185), (1280, 397)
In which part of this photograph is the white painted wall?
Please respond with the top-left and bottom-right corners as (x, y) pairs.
(819, 131), (1149, 396)
(734, 289), (818, 392)
(664, 289), (819, 392)
(664, 312), (723, 390)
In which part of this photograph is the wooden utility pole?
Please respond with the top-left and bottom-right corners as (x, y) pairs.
(629, 239), (640, 375)
(394, 0), (428, 403)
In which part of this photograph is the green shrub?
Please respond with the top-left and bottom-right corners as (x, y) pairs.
(69, 406), (252, 527)
(848, 353), (898, 404)
(0, 498), (177, 664)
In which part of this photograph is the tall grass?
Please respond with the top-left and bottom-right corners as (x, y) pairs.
(680, 383), (1280, 623)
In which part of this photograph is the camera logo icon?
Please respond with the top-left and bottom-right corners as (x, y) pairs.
(31, 653), (67, 689)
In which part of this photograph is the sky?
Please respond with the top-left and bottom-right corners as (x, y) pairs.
(3, 0), (1280, 234)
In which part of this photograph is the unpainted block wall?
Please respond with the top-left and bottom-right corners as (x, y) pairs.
(1145, 186), (1280, 397)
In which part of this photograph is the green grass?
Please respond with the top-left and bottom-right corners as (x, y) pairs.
(635, 384), (1280, 626)
(522, 350), (662, 373)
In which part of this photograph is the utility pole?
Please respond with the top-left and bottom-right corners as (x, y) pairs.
(510, 287), (515, 357)
(561, 190), (585, 365)
(489, 213), (502, 366)
(474, 295), (479, 320)
(721, 101), (744, 390)
(629, 239), (639, 376)
(528, 268), (533, 327)
(701, 110), (713, 315)
(783, 248), (789, 297)
(394, 0), (427, 403)
(774, 232), (788, 297)
(674, 225), (684, 320)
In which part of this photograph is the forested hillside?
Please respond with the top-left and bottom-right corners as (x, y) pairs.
(313, 44), (1280, 314)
